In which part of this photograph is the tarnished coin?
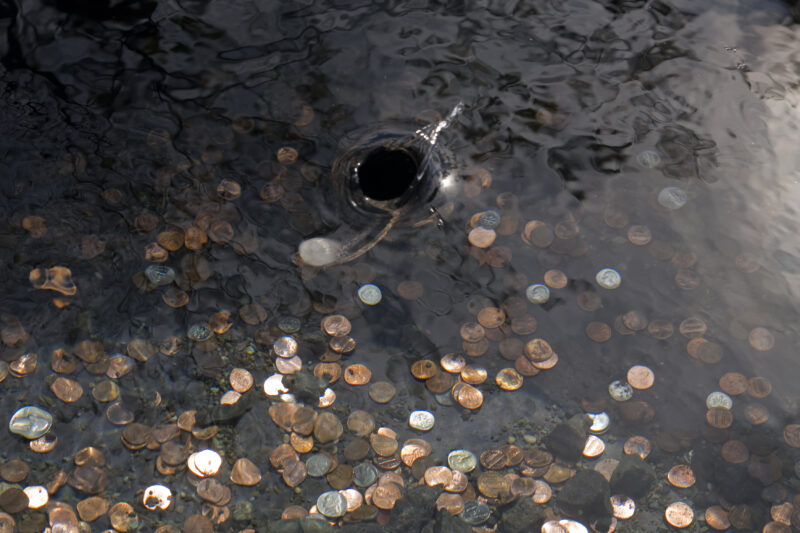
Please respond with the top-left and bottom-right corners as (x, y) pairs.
(459, 500), (491, 525)
(306, 454), (333, 478)
(748, 327), (775, 351)
(665, 501), (694, 528)
(448, 450), (477, 473)
(525, 284), (550, 304)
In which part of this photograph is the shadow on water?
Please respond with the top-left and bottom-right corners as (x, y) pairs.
(1, 0), (800, 531)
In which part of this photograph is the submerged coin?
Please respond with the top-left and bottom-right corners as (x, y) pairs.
(9, 407), (53, 439)
(448, 450), (478, 473)
(706, 391), (733, 410)
(596, 268), (621, 289)
(525, 284), (550, 304)
(358, 284), (382, 305)
(144, 265), (176, 286)
(658, 187), (688, 210)
(627, 365), (654, 390)
(317, 490), (347, 518)
(609, 380), (633, 402)
(665, 501), (694, 528)
(459, 500), (490, 525)
(409, 411), (435, 431)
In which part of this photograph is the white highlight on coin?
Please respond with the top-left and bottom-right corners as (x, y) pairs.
(409, 410), (435, 431)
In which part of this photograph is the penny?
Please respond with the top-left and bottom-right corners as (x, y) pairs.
(480, 449), (507, 470)
(401, 439), (432, 467)
(436, 493), (465, 515)
(510, 315), (537, 336)
(627, 365), (654, 390)
(583, 436), (605, 458)
(706, 407), (733, 429)
(647, 319), (674, 339)
(368, 381), (396, 403)
(675, 269), (701, 290)
(397, 280), (424, 300)
(532, 480), (552, 503)
(461, 366), (488, 385)
(543, 270), (568, 289)
(426, 371), (455, 394)
(496, 368), (523, 391)
(603, 208), (628, 229)
(745, 404), (769, 425)
(679, 317), (707, 338)
(524, 338), (554, 361)
(667, 465), (695, 488)
(458, 323), (485, 345)
(622, 310), (647, 331)
(468, 227), (496, 248)
(230, 458), (261, 486)
(728, 505), (753, 530)
(719, 372), (748, 395)
(576, 291), (602, 312)
(749, 327), (775, 351)
(627, 225), (652, 245)
(477, 307), (506, 329)
(50, 377), (83, 403)
(371, 433), (399, 457)
(321, 314), (352, 337)
(586, 322), (612, 343)
(454, 383), (482, 409)
(477, 471), (509, 499)
(523, 221), (554, 248)
(344, 364), (371, 385)
(425, 466), (453, 488)
(783, 424), (800, 448)
(747, 376), (772, 399)
(440, 353), (465, 373)
(462, 337), (489, 357)
(109, 502), (138, 532)
(665, 501), (694, 528)
(705, 506), (731, 530)
(611, 495), (635, 519)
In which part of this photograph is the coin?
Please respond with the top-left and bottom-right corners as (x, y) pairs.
(368, 381), (396, 403)
(448, 449), (477, 473)
(665, 501), (694, 528)
(460, 500), (491, 525)
(357, 284), (382, 305)
(317, 491), (347, 518)
(675, 269), (701, 290)
(721, 440), (749, 464)
(397, 280), (424, 300)
(747, 376), (772, 399)
(8, 406), (52, 440)
(608, 380), (633, 402)
(705, 506), (731, 530)
(706, 407), (733, 429)
(783, 424), (800, 448)
(468, 227), (496, 248)
(667, 465), (695, 488)
(748, 327), (775, 351)
(409, 411), (435, 431)
(658, 187), (687, 210)
(459, 323), (485, 343)
(744, 404), (769, 425)
(586, 322), (612, 343)
(611, 494), (635, 519)
(623, 436), (652, 459)
(411, 359), (439, 380)
(344, 364), (371, 385)
(496, 368), (523, 391)
(477, 307), (506, 328)
(321, 314), (351, 337)
(719, 372), (748, 395)
(455, 384), (483, 409)
(627, 225), (652, 246)
(543, 270), (568, 289)
(524, 338), (554, 361)
(596, 268), (621, 289)
(525, 284), (550, 304)
(706, 391), (733, 410)
(510, 315), (537, 336)
(627, 365), (654, 390)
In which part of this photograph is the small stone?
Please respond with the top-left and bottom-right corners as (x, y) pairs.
(610, 454), (655, 498)
(555, 469), (612, 523)
(501, 497), (546, 533)
(543, 422), (586, 463)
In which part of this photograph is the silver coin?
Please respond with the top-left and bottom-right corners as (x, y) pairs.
(353, 462), (378, 487)
(278, 316), (302, 334)
(460, 500), (491, 525)
(608, 380), (633, 402)
(658, 186), (687, 210)
(636, 150), (661, 168)
(525, 283), (550, 304)
(409, 410), (435, 431)
(588, 412), (610, 434)
(9, 406), (53, 439)
(357, 284), (382, 305)
(478, 209), (501, 229)
(448, 449), (477, 473)
(596, 268), (621, 289)
(706, 391), (733, 410)
(316, 490), (347, 518)
(305, 454), (332, 478)
(144, 264), (176, 286)
(187, 324), (212, 342)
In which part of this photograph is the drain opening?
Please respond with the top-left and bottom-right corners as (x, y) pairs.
(356, 147), (418, 201)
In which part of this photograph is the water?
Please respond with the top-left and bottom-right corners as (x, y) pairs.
(1, 0), (800, 531)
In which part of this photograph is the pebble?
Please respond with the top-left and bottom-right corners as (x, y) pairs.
(8, 406), (53, 439)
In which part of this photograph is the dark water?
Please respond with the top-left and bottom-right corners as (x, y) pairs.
(2, 0), (800, 531)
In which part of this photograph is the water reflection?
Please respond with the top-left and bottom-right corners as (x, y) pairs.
(1, 0), (800, 531)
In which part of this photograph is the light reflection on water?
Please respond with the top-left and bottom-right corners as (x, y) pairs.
(1, 0), (800, 531)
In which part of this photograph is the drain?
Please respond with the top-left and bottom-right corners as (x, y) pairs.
(355, 147), (419, 201)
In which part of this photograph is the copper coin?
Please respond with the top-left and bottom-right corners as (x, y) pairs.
(523, 221), (554, 248)
(424, 466), (453, 488)
(109, 502), (138, 532)
(603, 208), (628, 229)
(50, 377), (83, 403)
(459, 323), (486, 343)
(455, 383), (483, 409)
(748, 327), (775, 351)
(371, 434), (399, 457)
(461, 366), (488, 385)
(426, 371), (455, 394)
(783, 424), (800, 448)
(531, 352), (558, 370)
(672, 250), (698, 269)
(462, 337), (489, 357)
(411, 360), (440, 380)
(623, 436), (651, 459)
(321, 314), (352, 337)
(705, 506), (731, 530)
(686, 338), (711, 360)
(706, 407), (733, 429)
(543, 270), (568, 289)
(771, 502), (793, 526)
(229, 368), (254, 393)
(510, 315), (537, 336)
(647, 319), (674, 339)
(679, 317), (707, 338)
(613, 315), (633, 336)
(397, 280), (424, 300)
(499, 338), (524, 360)
(326, 464), (354, 490)
(514, 356), (540, 377)
(675, 269), (701, 290)
(721, 440), (749, 464)
(622, 310), (648, 331)
(277, 146), (299, 164)
(554, 219), (579, 239)
(719, 372), (748, 395)
(665, 501), (694, 528)
(0, 460), (28, 483)
(744, 404), (769, 425)
(667, 465), (695, 488)
(734, 252), (761, 273)
(368, 381), (396, 403)
(400, 439), (432, 467)
(468, 227), (496, 248)
(480, 449), (508, 470)
(747, 376), (772, 399)
(347, 410), (375, 437)
(496, 368), (523, 391)
(728, 505), (753, 530)
(440, 353), (466, 373)
(477, 471), (509, 499)
(344, 364), (371, 385)
(436, 493), (465, 514)
(627, 225), (652, 245)
(477, 307), (506, 329)
(576, 291), (602, 312)
(627, 365), (654, 390)
(230, 458), (261, 486)
(524, 338), (554, 361)
(586, 322), (612, 343)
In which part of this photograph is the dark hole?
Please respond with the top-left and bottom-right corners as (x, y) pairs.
(357, 148), (418, 201)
